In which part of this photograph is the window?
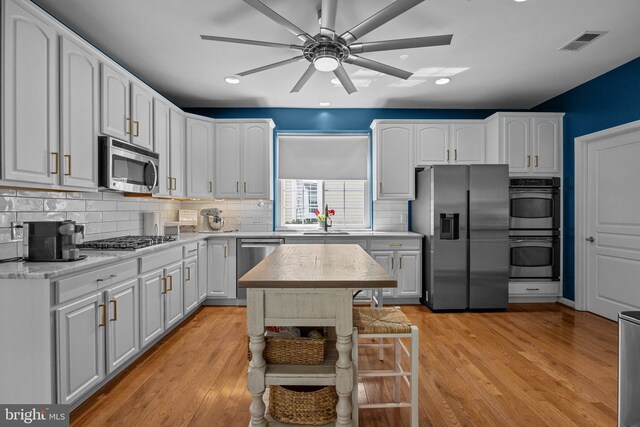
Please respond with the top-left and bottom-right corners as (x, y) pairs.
(279, 180), (370, 229)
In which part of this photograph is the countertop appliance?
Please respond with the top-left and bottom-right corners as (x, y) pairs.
(99, 136), (159, 194)
(78, 235), (175, 251)
(201, 208), (225, 231)
(509, 177), (560, 230)
(143, 212), (162, 236)
(619, 311), (640, 427)
(411, 165), (510, 311)
(236, 238), (285, 301)
(25, 221), (86, 262)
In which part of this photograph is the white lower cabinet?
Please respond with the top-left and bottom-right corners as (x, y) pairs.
(164, 261), (184, 328)
(207, 239), (236, 298)
(140, 269), (165, 348)
(371, 251), (396, 297)
(183, 256), (199, 314)
(105, 278), (139, 374)
(197, 241), (208, 302)
(370, 249), (421, 298)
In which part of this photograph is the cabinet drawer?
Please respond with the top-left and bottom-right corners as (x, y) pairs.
(326, 239), (368, 250)
(370, 238), (420, 251)
(509, 282), (560, 295)
(55, 260), (138, 304)
(183, 242), (199, 258)
(140, 246), (182, 273)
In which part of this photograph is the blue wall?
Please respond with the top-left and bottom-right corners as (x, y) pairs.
(533, 56), (640, 301)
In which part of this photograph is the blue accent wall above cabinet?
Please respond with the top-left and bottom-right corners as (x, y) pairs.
(533, 56), (640, 301)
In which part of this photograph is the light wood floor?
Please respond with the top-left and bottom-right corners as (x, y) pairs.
(71, 304), (618, 427)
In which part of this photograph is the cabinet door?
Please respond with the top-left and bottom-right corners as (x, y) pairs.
(169, 109), (185, 198)
(186, 118), (214, 198)
(164, 262), (184, 328)
(131, 83), (153, 149)
(153, 99), (171, 197)
(371, 250), (396, 297)
(375, 124), (414, 200)
(105, 279), (139, 374)
(208, 240), (229, 298)
(397, 251), (421, 297)
(2, 1), (58, 184)
(215, 123), (242, 198)
(140, 270), (165, 348)
(100, 63), (130, 141)
(242, 122), (272, 199)
(184, 257), (199, 314)
(197, 241), (208, 302)
(503, 117), (530, 173)
(56, 293), (105, 405)
(415, 124), (450, 165)
(532, 117), (560, 174)
(60, 36), (99, 189)
(452, 124), (485, 164)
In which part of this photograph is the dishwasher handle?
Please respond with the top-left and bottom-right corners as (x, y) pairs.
(239, 239), (285, 248)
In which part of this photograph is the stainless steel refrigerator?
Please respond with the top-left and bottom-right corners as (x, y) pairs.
(412, 165), (509, 310)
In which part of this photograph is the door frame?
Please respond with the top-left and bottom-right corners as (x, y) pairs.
(574, 119), (640, 312)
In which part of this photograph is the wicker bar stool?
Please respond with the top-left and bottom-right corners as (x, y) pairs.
(351, 307), (419, 427)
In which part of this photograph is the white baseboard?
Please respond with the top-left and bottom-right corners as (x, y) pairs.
(508, 295), (559, 304)
(558, 297), (576, 308)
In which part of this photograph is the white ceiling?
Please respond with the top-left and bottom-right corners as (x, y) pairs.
(32, 0), (640, 109)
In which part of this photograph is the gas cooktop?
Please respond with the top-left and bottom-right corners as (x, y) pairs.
(79, 235), (176, 251)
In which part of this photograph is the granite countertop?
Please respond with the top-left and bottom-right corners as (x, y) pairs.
(0, 231), (422, 280)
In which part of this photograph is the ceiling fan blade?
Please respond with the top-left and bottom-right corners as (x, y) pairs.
(340, 0), (424, 45)
(200, 35), (303, 50)
(290, 64), (317, 93)
(349, 34), (453, 54)
(243, 0), (314, 43)
(344, 55), (412, 80)
(237, 56), (305, 77)
(333, 65), (357, 94)
(320, 0), (338, 37)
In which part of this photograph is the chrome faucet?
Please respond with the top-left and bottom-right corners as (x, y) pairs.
(324, 204), (332, 232)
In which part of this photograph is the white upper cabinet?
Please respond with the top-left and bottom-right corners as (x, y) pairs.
(373, 122), (415, 200)
(60, 36), (99, 189)
(486, 113), (563, 176)
(452, 123), (485, 164)
(415, 122), (485, 166)
(153, 99), (171, 197)
(100, 63), (130, 142)
(2, 0), (58, 185)
(169, 109), (185, 198)
(416, 124), (449, 165)
(185, 117), (215, 198)
(131, 84), (153, 150)
(214, 120), (274, 199)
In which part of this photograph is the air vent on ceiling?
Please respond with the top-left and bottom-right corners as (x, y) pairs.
(559, 31), (607, 52)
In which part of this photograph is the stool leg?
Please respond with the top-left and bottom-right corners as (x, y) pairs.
(410, 326), (419, 427)
(352, 328), (359, 427)
(394, 337), (401, 403)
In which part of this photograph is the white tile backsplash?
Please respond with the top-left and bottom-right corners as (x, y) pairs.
(373, 201), (409, 231)
(180, 199), (274, 232)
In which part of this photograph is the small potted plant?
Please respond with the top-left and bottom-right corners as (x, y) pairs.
(314, 208), (335, 229)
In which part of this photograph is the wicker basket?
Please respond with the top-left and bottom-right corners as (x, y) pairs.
(247, 336), (326, 365)
(269, 385), (338, 425)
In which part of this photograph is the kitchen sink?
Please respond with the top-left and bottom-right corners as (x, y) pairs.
(302, 231), (351, 235)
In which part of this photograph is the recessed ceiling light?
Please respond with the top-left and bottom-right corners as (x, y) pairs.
(319, 102), (331, 107)
(330, 78), (341, 85)
(435, 77), (451, 85)
(224, 76), (240, 84)
(514, 0), (527, 2)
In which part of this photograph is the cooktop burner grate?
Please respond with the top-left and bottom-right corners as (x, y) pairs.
(78, 235), (176, 251)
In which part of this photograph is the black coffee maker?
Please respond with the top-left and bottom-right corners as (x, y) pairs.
(26, 221), (86, 262)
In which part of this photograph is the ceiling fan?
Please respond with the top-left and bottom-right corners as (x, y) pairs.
(201, 0), (453, 94)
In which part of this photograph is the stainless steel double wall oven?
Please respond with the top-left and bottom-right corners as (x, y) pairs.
(509, 177), (561, 281)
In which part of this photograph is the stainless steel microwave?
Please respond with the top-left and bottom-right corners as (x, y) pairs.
(99, 136), (159, 194)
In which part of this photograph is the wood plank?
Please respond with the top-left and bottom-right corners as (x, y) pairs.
(238, 244), (396, 289)
(70, 304), (618, 427)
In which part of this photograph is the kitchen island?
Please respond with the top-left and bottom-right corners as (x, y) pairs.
(238, 244), (396, 427)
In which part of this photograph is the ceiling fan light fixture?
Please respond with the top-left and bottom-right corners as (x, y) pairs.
(435, 77), (451, 85)
(314, 55), (339, 72)
(224, 75), (241, 84)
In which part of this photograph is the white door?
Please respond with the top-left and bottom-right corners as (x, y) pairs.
(585, 128), (640, 320)
(100, 63), (130, 141)
(532, 117), (560, 174)
(185, 118), (214, 198)
(105, 279), (139, 374)
(215, 123), (242, 198)
(376, 124), (414, 200)
(56, 293), (105, 405)
(164, 261), (184, 328)
(415, 124), (450, 165)
(183, 257), (199, 313)
(242, 122), (271, 199)
(397, 251), (421, 297)
(371, 251), (396, 297)
(208, 240), (229, 298)
(2, 1), (58, 184)
(452, 124), (485, 164)
(131, 84), (153, 149)
(60, 36), (99, 189)
(503, 116), (530, 173)
(169, 109), (185, 198)
(153, 99), (171, 197)
(197, 241), (208, 302)
(140, 270), (165, 348)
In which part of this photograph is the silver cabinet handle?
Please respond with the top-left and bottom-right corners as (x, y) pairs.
(97, 274), (118, 282)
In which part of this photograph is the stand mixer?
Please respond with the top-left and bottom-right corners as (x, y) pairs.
(200, 208), (225, 232)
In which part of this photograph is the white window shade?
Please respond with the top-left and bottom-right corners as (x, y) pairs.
(278, 134), (369, 180)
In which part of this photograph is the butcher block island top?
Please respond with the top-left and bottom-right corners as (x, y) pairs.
(238, 244), (397, 289)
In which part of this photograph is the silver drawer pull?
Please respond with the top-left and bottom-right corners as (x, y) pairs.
(526, 288), (540, 291)
(188, 249), (198, 253)
(97, 274), (118, 282)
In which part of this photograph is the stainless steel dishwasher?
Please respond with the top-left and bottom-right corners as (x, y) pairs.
(236, 238), (285, 300)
